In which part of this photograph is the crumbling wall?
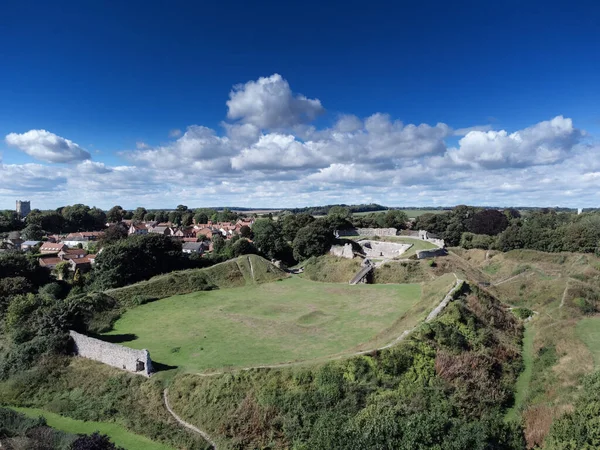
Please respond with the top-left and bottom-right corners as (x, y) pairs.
(358, 240), (412, 258)
(337, 228), (397, 237)
(69, 330), (153, 377)
(329, 243), (355, 259)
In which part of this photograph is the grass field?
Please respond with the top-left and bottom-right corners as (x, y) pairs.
(576, 317), (600, 367)
(105, 277), (423, 372)
(353, 236), (438, 258)
(506, 324), (535, 421)
(11, 407), (173, 450)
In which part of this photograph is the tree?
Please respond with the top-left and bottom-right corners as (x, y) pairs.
(90, 234), (183, 289)
(106, 205), (125, 223)
(176, 204), (188, 212)
(168, 211), (182, 225)
(53, 261), (70, 281)
(194, 212), (209, 225)
(71, 432), (124, 450)
(240, 225), (252, 239)
(378, 210), (409, 229)
(251, 219), (289, 260)
(99, 223), (128, 246)
(231, 238), (257, 257)
(292, 221), (334, 261)
(212, 233), (226, 254)
(181, 212), (194, 227)
(328, 206), (351, 219)
(144, 211), (156, 221)
(154, 211), (168, 223)
(132, 207), (147, 222)
(21, 223), (44, 241)
(282, 213), (315, 241)
(467, 209), (509, 236)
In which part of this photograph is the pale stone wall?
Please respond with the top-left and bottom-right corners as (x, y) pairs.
(337, 227), (398, 237)
(69, 330), (153, 377)
(358, 240), (412, 258)
(329, 243), (355, 259)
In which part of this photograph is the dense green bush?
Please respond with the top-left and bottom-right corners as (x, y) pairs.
(545, 371), (600, 449)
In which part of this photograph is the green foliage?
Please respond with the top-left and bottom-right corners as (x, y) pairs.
(90, 234), (184, 290)
(292, 220), (334, 261)
(21, 223), (44, 240)
(0, 209), (25, 233)
(353, 209), (409, 229)
(281, 213), (314, 241)
(545, 371), (600, 449)
(460, 232), (495, 250)
(252, 219), (292, 261)
(132, 207), (147, 221)
(230, 238), (257, 257)
(106, 206), (125, 224)
(511, 307), (534, 319)
(0, 407), (77, 449)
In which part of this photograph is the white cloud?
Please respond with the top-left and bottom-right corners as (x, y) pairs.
(445, 116), (582, 169)
(1, 74), (596, 209)
(5, 129), (91, 163)
(226, 74), (324, 129)
(169, 129), (182, 138)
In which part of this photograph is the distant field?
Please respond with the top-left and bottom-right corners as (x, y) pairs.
(576, 317), (600, 367)
(11, 407), (173, 450)
(105, 277), (423, 372)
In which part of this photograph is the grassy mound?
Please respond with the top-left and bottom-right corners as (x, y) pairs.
(103, 277), (426, 372)
(301, 255), (362, 283)
(107, 254), (287, 306)
(166, 283), (524, 449)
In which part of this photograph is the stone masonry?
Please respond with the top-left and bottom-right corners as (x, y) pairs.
(69, 330), (153, 377)
(329, 243), (355, 259)
(337, 227), (398, 237)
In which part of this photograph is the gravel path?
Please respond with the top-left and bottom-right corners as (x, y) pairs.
(163, 388), (217, 449)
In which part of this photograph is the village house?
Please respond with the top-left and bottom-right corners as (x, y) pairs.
(182, 242), (204, 254)
(58, 248), (87, 260)
(20, 240), (41, 252)
(39, 255), (62, 270)
(148, 226), (173, 236)
(62, 231), (104, 249)
(40, 242), (67, 254)
(128, 223), (148, 235)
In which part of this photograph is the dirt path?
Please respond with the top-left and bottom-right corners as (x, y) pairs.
(163, 388), (217, 449)
(559, 278), (571, 308)
(494, 271), (530, 286)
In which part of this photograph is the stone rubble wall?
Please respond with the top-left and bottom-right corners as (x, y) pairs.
(337, 228), (398, 237)
(329, 243), (355, 259)
(69, 330), (153, 377)
(358, 240), (412, 258)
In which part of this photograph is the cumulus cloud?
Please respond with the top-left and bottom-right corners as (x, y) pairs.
(226, 74), (324, 129)
(169, 128), (182, 138)
(1, 73), (595, 209)
(445, 116), (582, 169)
(232, 133), (326, 170)
(5, 129), (91, 163)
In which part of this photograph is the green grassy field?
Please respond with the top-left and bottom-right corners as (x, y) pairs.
(354, 236), (438, 258)
(576, 317), (600, 367)
(506, 324), (535, 421)
(11, 407), (174, 450)
(105, 277), (422, 372)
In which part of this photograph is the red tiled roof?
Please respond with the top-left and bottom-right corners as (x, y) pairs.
(39, 256), (62, 266)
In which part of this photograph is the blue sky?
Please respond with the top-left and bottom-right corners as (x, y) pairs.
(0, 0), (599, 209)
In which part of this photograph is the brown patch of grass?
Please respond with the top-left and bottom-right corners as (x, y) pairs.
(523, 404), (557, 448)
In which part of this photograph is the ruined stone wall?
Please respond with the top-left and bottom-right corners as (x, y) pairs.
(416, 248), (448, 259)
(69, 330), (153, 377)
(337, 228), (397, 237)
(358, 240), (412, 258)
(330, 243), (355, 259)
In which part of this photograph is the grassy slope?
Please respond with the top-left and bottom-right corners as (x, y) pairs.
(106, 254), (288, 305)
(576, 317), (600, 367)
(166, 284), (522, 449)
(301, 255), (362, 283)
(455, 248), (600, 447)
(506, 324), (535, 421)
(105, 277), (425, 372)
(11, 407), (174, 450)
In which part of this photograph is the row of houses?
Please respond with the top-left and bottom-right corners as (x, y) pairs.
(126, 218), (254, 241)
(39, 245), (97, 272)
